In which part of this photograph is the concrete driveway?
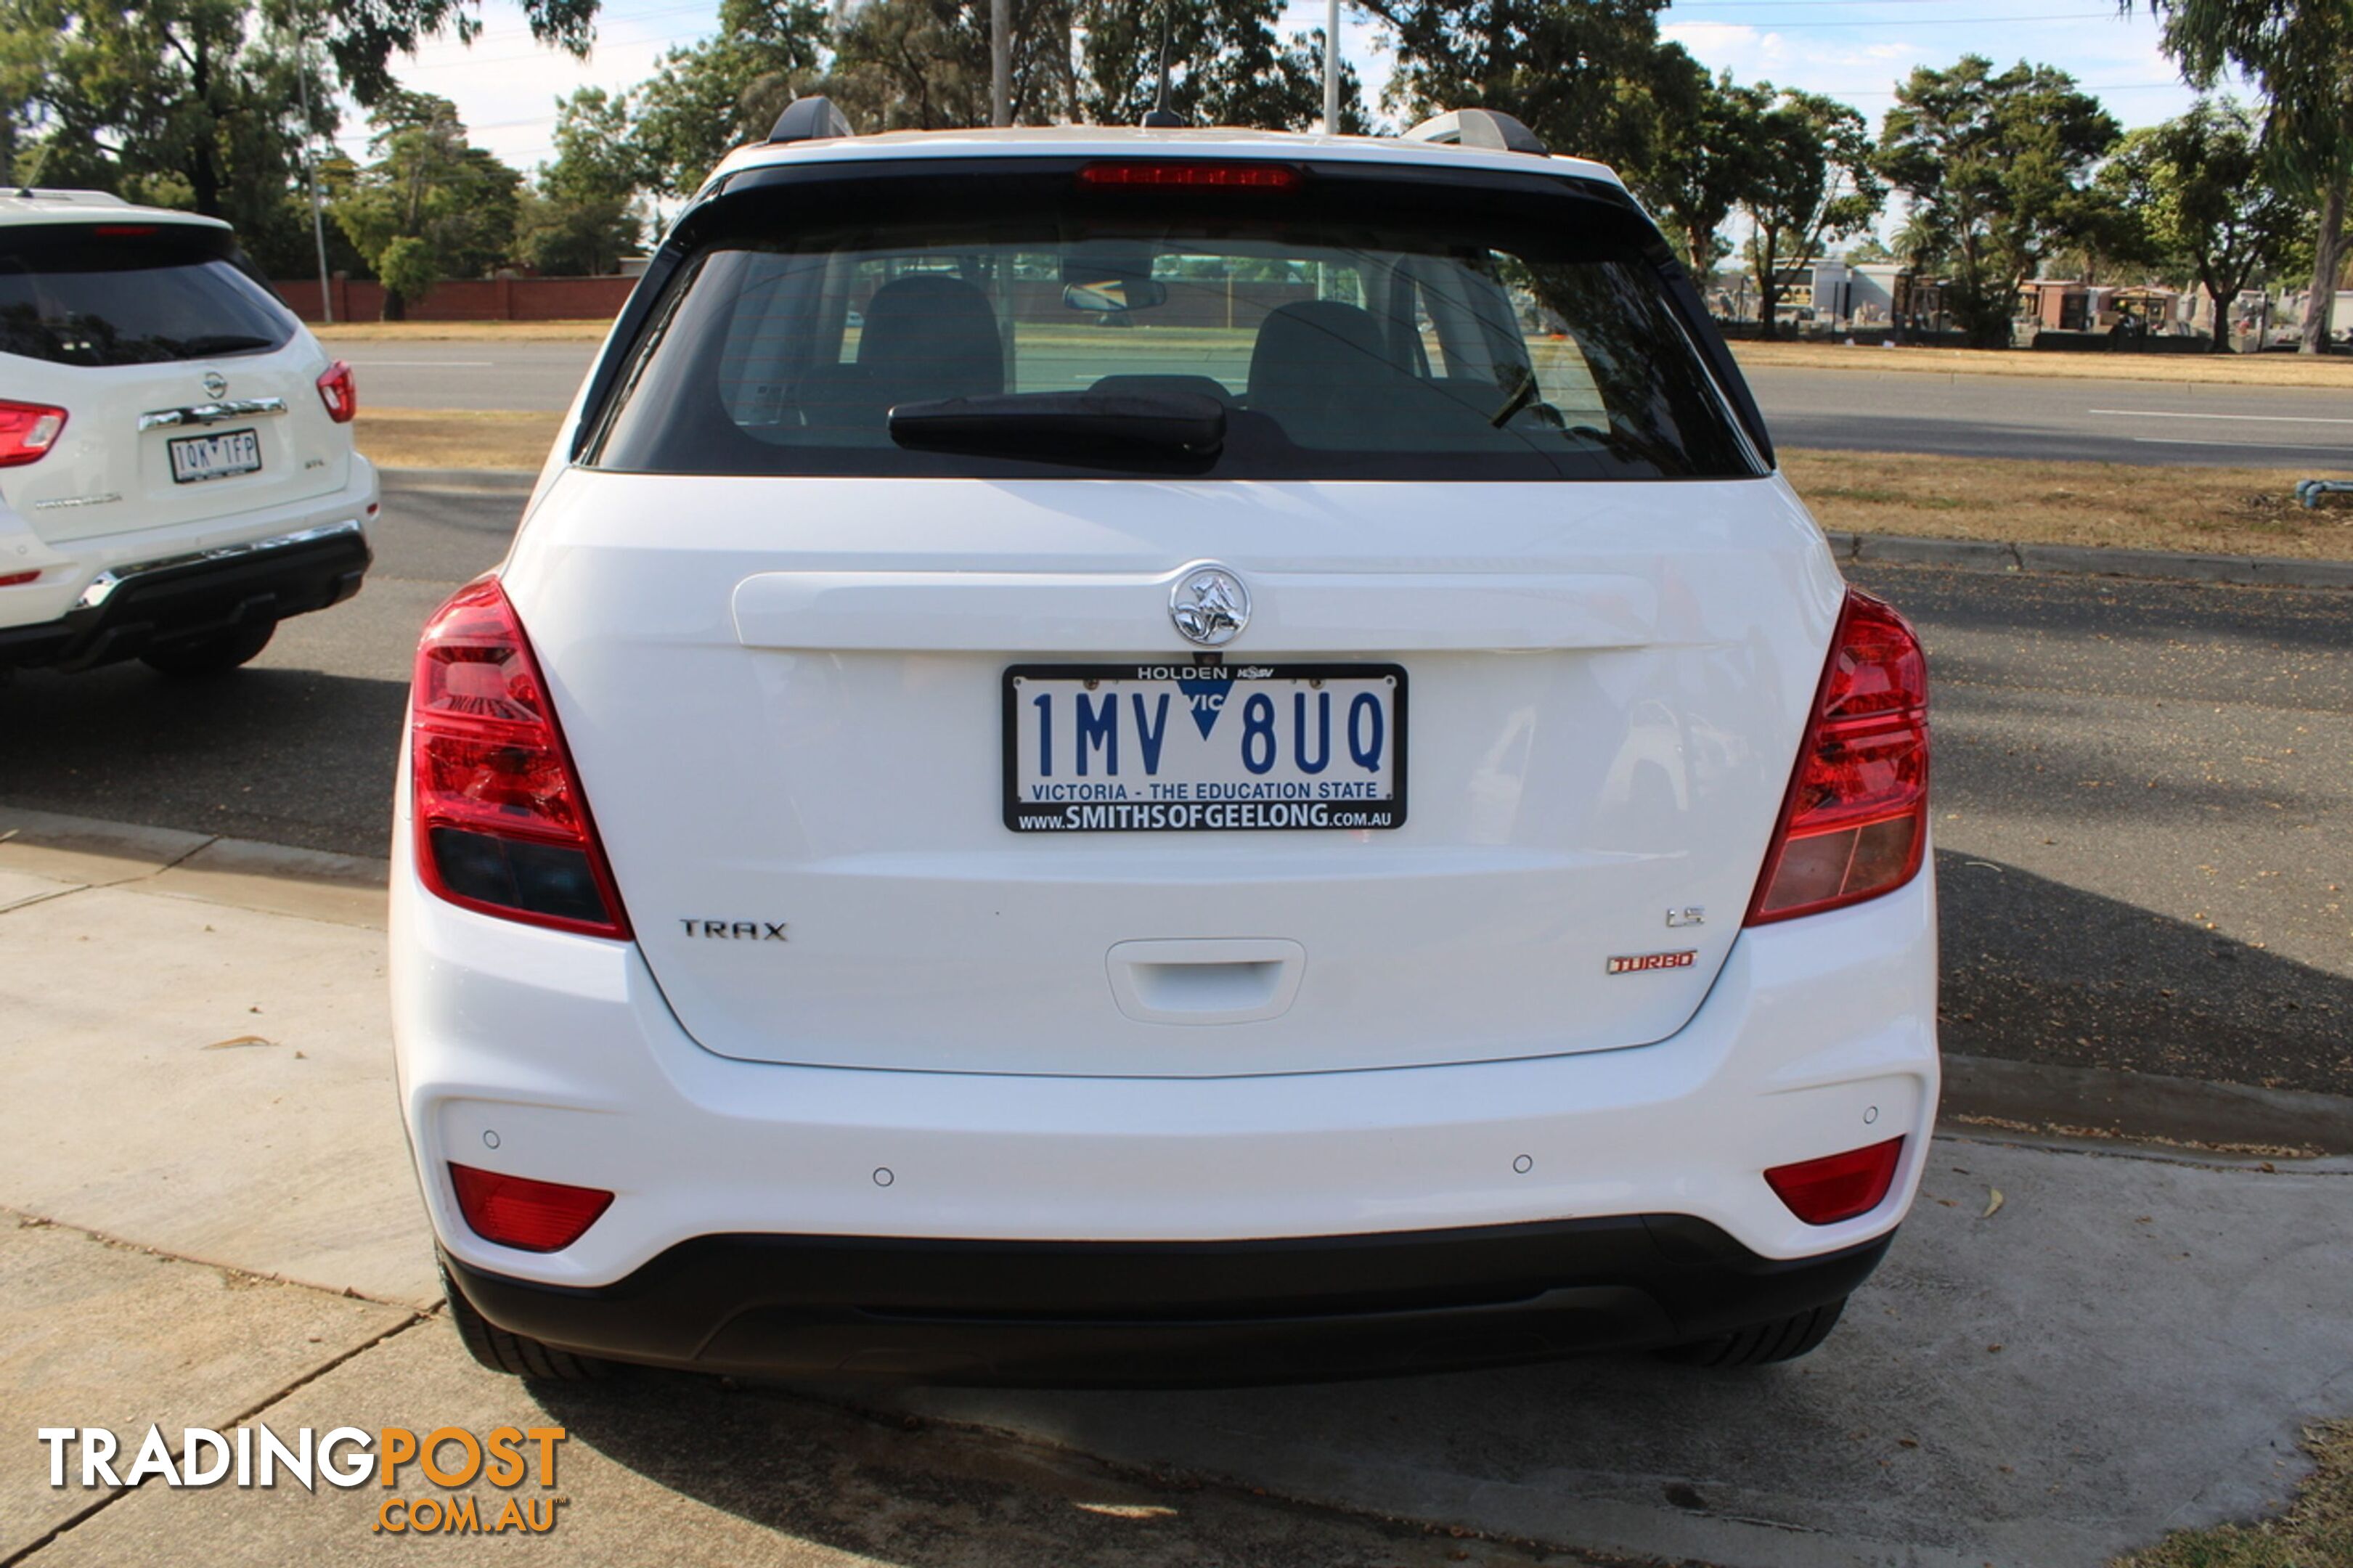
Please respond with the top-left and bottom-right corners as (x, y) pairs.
(1, 814), (2348, 1567)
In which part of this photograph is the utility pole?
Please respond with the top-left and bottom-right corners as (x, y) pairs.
(293, 23), (333, 323)
(990, 0), (1011, 127)
(1322, 0), (1341, 134)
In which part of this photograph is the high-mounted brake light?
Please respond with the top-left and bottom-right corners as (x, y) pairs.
(0, 400), (68, 467)
(315, 359), (356, 423)
(1746, 589), (1929, 924)
(410, 577), (631, 939)
(1766, 1137), (1906, 1225)
(449, 1164), (613, 1252)
(90, 224), (158, 237)
(1077, 161), (1302, 191)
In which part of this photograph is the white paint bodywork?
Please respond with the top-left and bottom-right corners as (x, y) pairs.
(390, 130), (1938, 1288)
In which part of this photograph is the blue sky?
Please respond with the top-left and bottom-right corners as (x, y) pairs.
(348, 0), (2218, 176)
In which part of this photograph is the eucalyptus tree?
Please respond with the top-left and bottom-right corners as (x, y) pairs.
(1876, 56), (2120, 347)
(2106, 99), (2311, 348)
(1740, 89), (1885, 338)
(2140, 0), (2352, 350)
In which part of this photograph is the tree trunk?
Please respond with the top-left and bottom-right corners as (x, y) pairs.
(2210, 283), (2231, 353)
(2299, 173), (2345, 356)
(1757, 256), (1780, 342)
(187, 30), (223, 217)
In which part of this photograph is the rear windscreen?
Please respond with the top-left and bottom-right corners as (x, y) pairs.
(588, 163), (1761, 481)
(0, 225), (298, 367)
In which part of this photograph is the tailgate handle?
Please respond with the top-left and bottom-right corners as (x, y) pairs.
(139, 397), (288, 432)
(1106, 939), (1305, 1026)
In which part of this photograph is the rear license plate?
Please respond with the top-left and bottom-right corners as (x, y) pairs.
(168, 428), (262, 483)
(1006, 662), (1406, 833)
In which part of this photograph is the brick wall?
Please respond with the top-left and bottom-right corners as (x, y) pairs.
(272, 274), (637, 324)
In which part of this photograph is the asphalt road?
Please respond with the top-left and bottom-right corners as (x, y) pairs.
(3, 474), (2347, 1095)
(338, 337), (2353, 467)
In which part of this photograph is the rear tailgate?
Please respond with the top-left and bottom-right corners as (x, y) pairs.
(505, 470), (1841, 1077)
(0, 221), (346, 544)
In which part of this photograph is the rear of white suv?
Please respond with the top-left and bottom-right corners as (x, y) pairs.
(393, 121), (1937, 1384)
(0, 192), (375, 677)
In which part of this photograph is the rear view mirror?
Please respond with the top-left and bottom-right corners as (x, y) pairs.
(1062, 278), (1170, 313)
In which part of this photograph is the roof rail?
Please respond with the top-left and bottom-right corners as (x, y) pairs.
(1401, 109), (1549, 158)
(767, 96), (855, 146)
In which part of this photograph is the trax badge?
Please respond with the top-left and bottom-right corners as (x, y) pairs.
(1608, 950), (1697, 975)
(679, 920), (788, 940)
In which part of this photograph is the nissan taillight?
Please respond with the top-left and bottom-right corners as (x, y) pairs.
(409, 577), (629, 938)
(315, 359), (356, 422)
(1747, 589), (1930, 923)
(0, 401), (68, 467)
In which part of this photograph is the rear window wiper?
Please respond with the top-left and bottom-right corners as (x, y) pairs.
(889, 391), (1225, 466)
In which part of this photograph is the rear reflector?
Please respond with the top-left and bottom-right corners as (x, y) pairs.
(1765, 1137), (1906, 1225)
(315, 359), (356, 423)
(1078, 161), (1302, 191)
(0, 570), (38, 588)
(0, 400), (68, 467)
(410, 577), (631, 939)
(1747, 589), (1929, 923)
(448, 1164), (613, 1252)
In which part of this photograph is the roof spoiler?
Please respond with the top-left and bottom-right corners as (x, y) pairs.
(767, 96), (855, 146)
(1400, 109), (1549, 158)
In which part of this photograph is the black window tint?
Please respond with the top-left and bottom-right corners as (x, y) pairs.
(0, 225), (298, 367)
(589, 163), (1761, 483)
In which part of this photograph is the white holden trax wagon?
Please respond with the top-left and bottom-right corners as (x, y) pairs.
(393, 103), (1937, 1384)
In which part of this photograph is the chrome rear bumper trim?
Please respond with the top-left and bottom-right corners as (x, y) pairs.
(76, 518), (366, 610)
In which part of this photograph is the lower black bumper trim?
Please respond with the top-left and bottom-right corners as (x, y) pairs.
(0, 523), (371, 671)
(444, 1217), (1895, 1386)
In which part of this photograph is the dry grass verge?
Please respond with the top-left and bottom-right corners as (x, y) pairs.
(353, 412), (2353, 563)
(1783, 449), (2353, 560)
(357, 409), (560, 470)
(1736, 338), (2353, 390)
(2114, 1421), (2353, 1567)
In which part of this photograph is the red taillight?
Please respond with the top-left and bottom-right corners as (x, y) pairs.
(1746, 589), (1929, 924)
(316, 359), (356, 423)
(0, 400), (68, 467)
(1766, 1137), (1907, 1225)
(410, 576), (630, 939)
(449, 1164), (613, 1252)
(1077, 161), (1302, 191)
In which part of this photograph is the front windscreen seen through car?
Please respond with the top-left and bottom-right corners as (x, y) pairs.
(589, 162), (1761, 481)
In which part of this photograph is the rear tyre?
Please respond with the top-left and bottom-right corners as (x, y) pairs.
(139, 620), (275, 677)
(1656, 1297), (1847, 1369)
(441, 1265), (609, 1382)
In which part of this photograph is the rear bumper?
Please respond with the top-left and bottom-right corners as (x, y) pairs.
(444, 1219), (1893, 1384)
(0, 515), (371, 671)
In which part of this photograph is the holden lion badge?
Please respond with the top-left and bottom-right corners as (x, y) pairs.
(1169, 564), (1250, 648)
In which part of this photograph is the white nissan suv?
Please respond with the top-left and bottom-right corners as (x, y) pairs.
(0, 190), (375, 677)
(394, 106), (1937, 1385)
